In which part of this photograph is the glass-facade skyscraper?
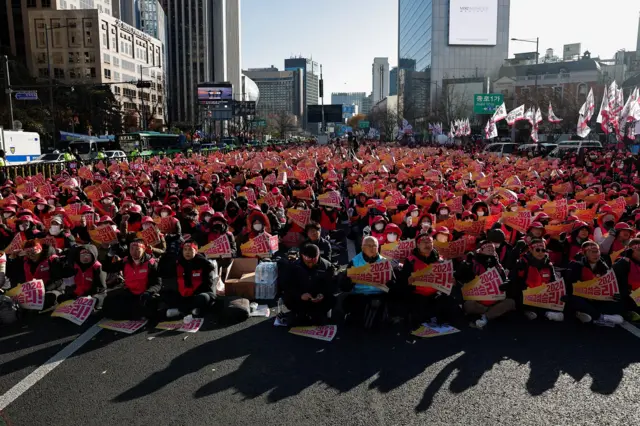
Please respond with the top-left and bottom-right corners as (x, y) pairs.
(398, 0), (433, 73)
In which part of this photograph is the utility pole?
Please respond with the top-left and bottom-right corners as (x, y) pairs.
(4, 56), (14, 130)
(45, 26), (54, 130)
(320, 64), (325, 133)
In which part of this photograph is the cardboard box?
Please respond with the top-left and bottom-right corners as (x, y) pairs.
(225, 258), (258, 299)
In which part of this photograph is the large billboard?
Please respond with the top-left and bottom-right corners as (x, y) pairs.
(197, 83), (233, 105)
(308, 105), (343, 123)
(448, 0), (498, 46)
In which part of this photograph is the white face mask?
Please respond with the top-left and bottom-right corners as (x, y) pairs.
(387, 233), (398, 243)
(3, 213), (12, 219)
(49, 225), (61, 236)
(253, 223), (263, 232)
(510, 207), (517, 212)
(477, 211), (485, 217)
(405, 217), (412, 226)
(203, 215), (212, 222)
(37, 205), (45, 211)
(142, 224), (153, 231)
(421, 221), (431, 229)
(325, 207), (333, 212)
(19, 224), (28, 231)
(436, 235), (448, 243)
(111, 225), (118, 232)
(439, 209), (448, 216)
(411, 211), (419, 218)
(374, 223), (384, 232)
(103, 199), (112, 205)
(48, 200), (55, 206)
(160, 212), (169, 218)
(538, 190), (544, 195)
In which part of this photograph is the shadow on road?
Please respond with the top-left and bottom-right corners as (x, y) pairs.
(113, 315), (640, 410)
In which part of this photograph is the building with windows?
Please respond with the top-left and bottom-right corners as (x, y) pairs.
(25, 7), (165, 125)
(372, 57), (389, 104)
(389, 67), (398, 96)
(331, 92), (366, 112)
(398, 0), (510, 117)
(361, 93), (373, 114)
(284, 57), (319, 132)
(242, 68), (303, 121)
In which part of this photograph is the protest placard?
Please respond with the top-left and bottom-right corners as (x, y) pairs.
(51, 297), (96, 325)
(380, 239), (415, 261)
(434, 239), (466, 259)
(287, 208), (312, 228)
(522, 279), (566, 311)
(89, 225), (118, 245)
(199, 235), (233, 258)
(411, 323), (460, 338)
(501, 211), (532, 233)
(346, 260), (393, 291)
(240, 233), (279, 258)
(573, 270), (619, 301)
(99, 319), (148, 334)
(317, 191), (342, 208)
(462, 268), (505, 301)
(289, 325), (337, 342)
(411, 260), (454, 295)
(156, 318), (204, 333)
(6, 279), (45, 310)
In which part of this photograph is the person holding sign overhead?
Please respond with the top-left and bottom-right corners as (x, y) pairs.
(565, 240), (624, 326)
(509, 239), (565, 322)
(161, 238), (217, 318)
(397, 233), (461, 327)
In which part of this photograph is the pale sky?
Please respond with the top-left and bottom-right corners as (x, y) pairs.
(241, 0), (640, 98)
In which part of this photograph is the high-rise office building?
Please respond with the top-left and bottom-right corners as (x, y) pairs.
(331, 92), (366, 112)
(636, 11), (640, 59)
(164, 0), (241, 124)
(389, 67), (398, 96)
(372, 57), (389, 104)
(284, 57), (319, 131)
(361, 93), (373, 114)
(242, 68), (303, 120)
(398, 0), (510, 114)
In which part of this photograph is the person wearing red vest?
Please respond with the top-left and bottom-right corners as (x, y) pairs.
(44, 216), (76, 253)
(566, 240), (623, 326)
(102, 239), (161, 320)
(613, 238), (640, 322)
(455, 240), (515, 329)
(12, 240), (63, 309)
(313, 204), (339, 233)
(368, 215), (388, 247)
(509, 238), (564, 322)
(94, 193), (118, 219)
(58, 244), (106, 308)
(600, 222), (633, 259)
(566, 222), (592, 265)
(398, 233), (460, 327)
(162, 239), (217, 318)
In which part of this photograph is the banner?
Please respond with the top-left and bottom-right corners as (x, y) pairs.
(551, 182), (573, 195)
(51, 297), (96, 325)
(411, 260), (454, 295)
(462, 268), (505, 301)
(445, 196), (463, 214)
(6, 280), (45, 310)
(434, 239), (466, 259)
(411, 323), (460, 338)
(454, 219), (486, 236)
(99, 319), (148, 334)
(380, 239), (415, 261)
(522, 279), (566, 311)
(289, 325), (337, 342)
(156, 318), (204, 333)
(240, 233), (279, 258)
(287, 208), (312, 228)
(137, 226), (161, 246)
(573, 270), (619, 301)
(89, 225), (119, 245)
(292, 186), (314, 201)
(317, 191), (342, 208)
(346, 260), (393, 291)
(199, 235), (233, 258)
(501, 210), (531, 233)
(5, 232), (26, 254)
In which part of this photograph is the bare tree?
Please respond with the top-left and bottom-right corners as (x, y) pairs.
(432, 84), (473, 124)
(267, 111), (298, 138)
(369, 106), (398, 141)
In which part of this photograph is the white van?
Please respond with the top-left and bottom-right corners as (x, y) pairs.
(483, 142), (519, 157)
(547, 141), (603, 158)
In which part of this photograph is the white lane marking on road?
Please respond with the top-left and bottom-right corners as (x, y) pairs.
(619, 321), (640, 339)
(347, 238), (356, 260)
(0, 324), (102, 411)
(0, 331), (31, 343)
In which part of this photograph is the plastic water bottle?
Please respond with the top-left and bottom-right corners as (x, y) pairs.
(277, 297), (284, 316)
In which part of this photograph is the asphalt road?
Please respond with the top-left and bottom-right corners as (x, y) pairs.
(2, 310), (640, 426)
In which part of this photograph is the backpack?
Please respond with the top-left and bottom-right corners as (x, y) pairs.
(0, 295), (19, 325)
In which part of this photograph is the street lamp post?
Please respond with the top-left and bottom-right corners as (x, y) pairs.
(138, 65), (160, 130)
(511, 37), (539, 101)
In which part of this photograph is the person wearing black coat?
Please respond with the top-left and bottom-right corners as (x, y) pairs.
(161, 239), (218, 318)
(565, 240), (624, 325)
(300, 222), (332, 261)
(283, 244), (337, 324)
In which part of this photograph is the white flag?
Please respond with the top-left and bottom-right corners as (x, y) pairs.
(506, 105), (525, 126)
(492, 102), (507, 122)
(630, 88), (640, 121)
(484, 119), (497, 140)
(548, 103), (563, 123)
(620, 87), (638, 124)
(524, 107), (534, 126)
(596, 86), (609, 133)
(531, 125), (539, 143)
(535, 107), (543, 124)
(579, 88), (595, 120)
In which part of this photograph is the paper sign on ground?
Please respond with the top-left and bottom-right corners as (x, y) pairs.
(99, 319), (148, 334)
(411, 260), (454, 295)
(573, 270), (619, 301)
(631, 287), (640, 307)
(156, 318), (204, 333)
(522, 279), (566, 311)
(347, 260), (393, 291)
(411, 323), (460, 338)
(289, 325), (337, 342)
(462, 268), (505, 301)
(199, 235), (233, 258)
(6, 279), (45, 310)
(51, 297), (96, 325)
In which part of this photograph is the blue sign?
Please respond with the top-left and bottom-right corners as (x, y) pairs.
(15, 91), (38, 101)
(342, 105), (355, 114)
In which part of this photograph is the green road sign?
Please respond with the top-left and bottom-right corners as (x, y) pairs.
(359, 120), (370, 128)
(473, 94), (504, 114)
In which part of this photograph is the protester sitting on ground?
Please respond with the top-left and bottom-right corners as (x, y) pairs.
(600, 222), (633, 257)
(613, 238), (640, 322)
(58, 244), (106, 308)
(140, 216), (167, 257)
(301, 222), (332, 261)
(565, 240), (624, 326)
(45, 216), (76, 252)
(283, 244), (337, 325)
(102, 238), (161, 320)
(161, 238), (217, 319)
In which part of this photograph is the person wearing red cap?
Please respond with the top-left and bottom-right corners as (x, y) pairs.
(237, 209), (272, 255)
(398, 233), (461, 327)
(95, 193), (118, 219)
(593, 206), (617, 245)
(509, 239), (565, 322)
(455, 240), (515, 329)
(161, 238), (217, 318)
(312, 201), (339, 234)
(120, 204), (144, 237)
(103, 238), (161, 320)
(566, 222), (592, 264)
(566, 240), (624, 326)
(198, 212), (237, 260)
(600, 222), (633, 258)
(141, 216), (167, 257)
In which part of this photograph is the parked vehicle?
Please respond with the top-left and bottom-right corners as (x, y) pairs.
(483, 142), (519, 157)
(0, 129), (42, 163)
